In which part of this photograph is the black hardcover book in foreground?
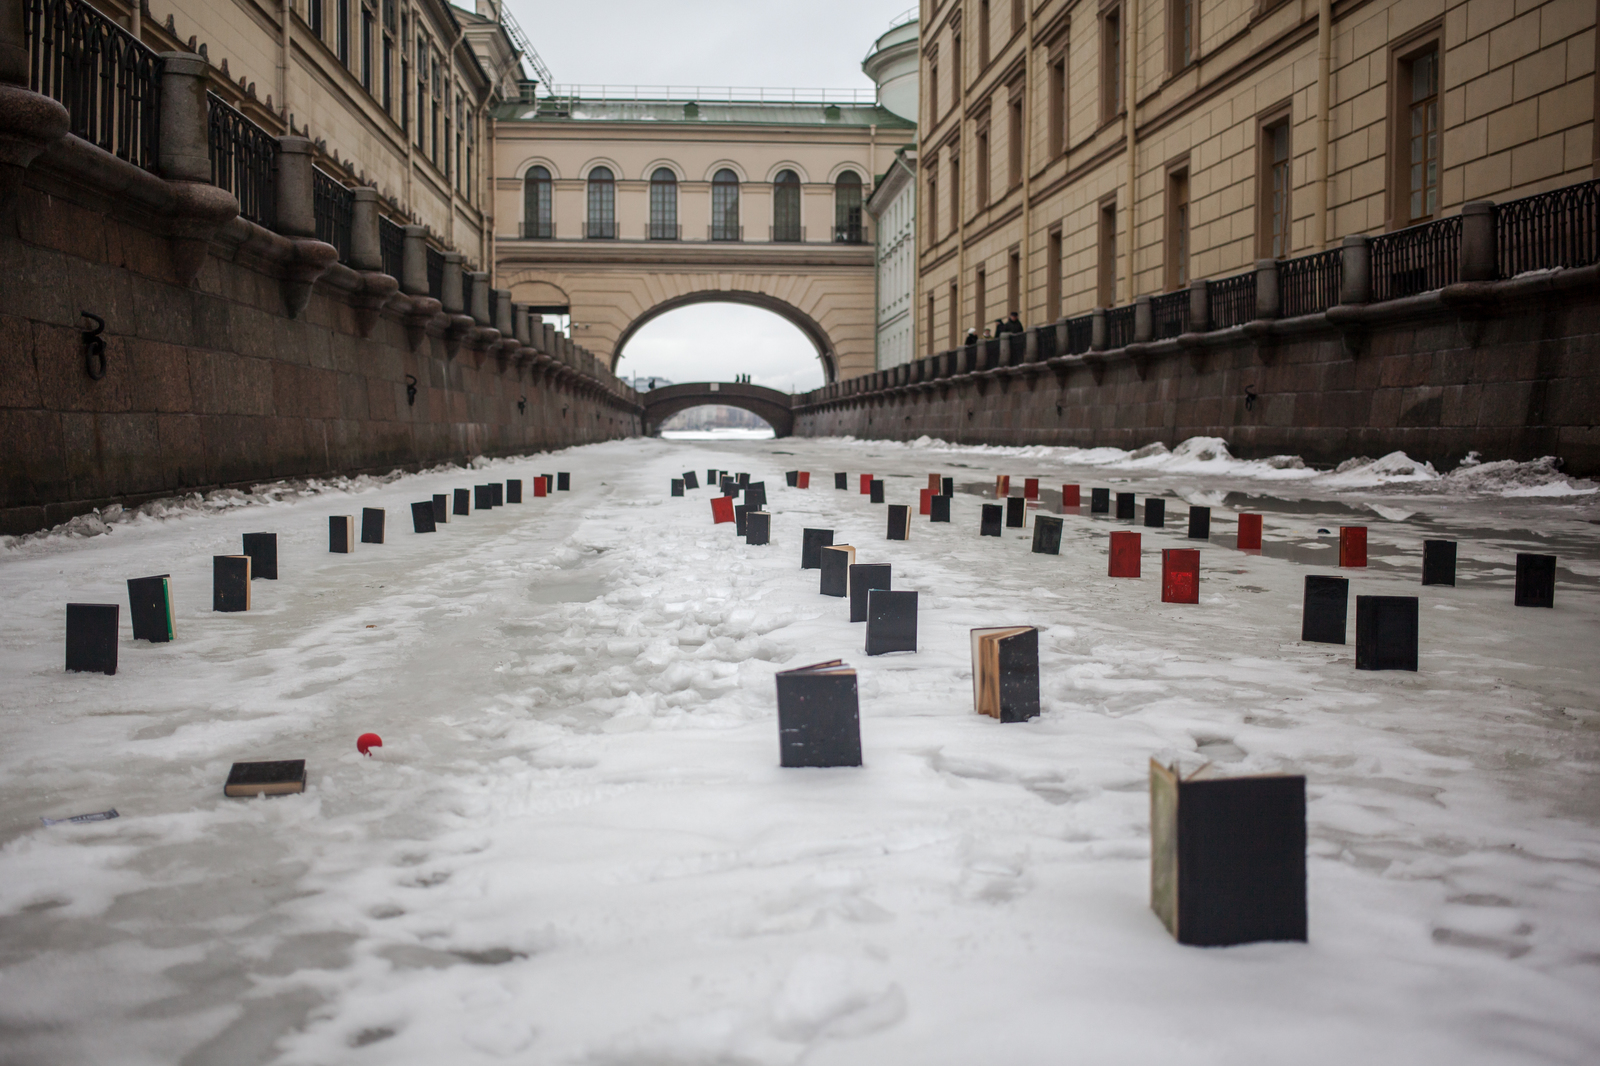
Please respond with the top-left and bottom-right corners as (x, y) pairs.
(542, 474), (555, 494)
(127, 575), (174, 642)
(721, 478), (739, 496)
(329, 515), (354, 553)
(433, 494), (449, 523)
(776, 661), (861, 768)
(241, 532), (278, 579)
(213, 555), (251, 612)
(980, 504), (1003, 537)
(970, 626), (1039, 722)
(1302, 575), (1349, 644)
(1006, 496), (1025, 528)
(557, 473), (571, 491)
(1145, 499), (1166, 528)
(746, 512), (771, 545)
(1356, 595), (1418, 670)
(801, 528), (834, 569)
(683, 471), (700, 489)
(707, 468), (718, 485)
(735, 505), (751, 536)
(507, 479), (523, 503)
(942, 476), (954, 497)
(361, 507), (385, 544)
(1116, 492), (1136, 520)
(887, 504), (910, 540)
(745, 482), (767, 509)
(820, 545), (855, 596)
(1421, 539), (1456, 586)
(848, 562), (891, 622)
(835, 472), (848, 489)
(65, 603), (119, 674)
(1150, 760), (1306, 946)
(785, 471), (798, 487)
(411, 501), (437, 533)
(474, 485), (492, 510)
(1091, 487), (1110, 513)
(1188, 506), (1211, 540)
(224, 759), (307, 797)
(453, 488), (470, 516)
(869, 479), (884, 503)
(1514, 553), (1555, 607)
(737, 472), (750, 485)
(930, 494), (951, 522)
(671, 478), (684, 497)
(1032, 515), (1063, 554)
(865, 589), (918, 655)
(490, 482), (504, 507)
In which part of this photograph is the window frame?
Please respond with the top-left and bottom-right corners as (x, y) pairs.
(711, 168), (741, 241)
(1047, 46), (1067, 158)
(1098, 195), (1118, 307)
(834, 171), (864, 243)
(1256, 107), (1293, 259)
(975, 118), (991, 209)
(1388, 29), (1444, 229)
(1167, 0), (1196, 75)
(773, 169), (803, 242)
(1007, 89), (1024, 189)
(1165, 162), (1191, 291)
(1101, 5), (1123, 126)
(1046, 226), (1063, 321)
(586, 165), (616, 240)
(649, 167), (678, 240)
(524, 166), (552, 239)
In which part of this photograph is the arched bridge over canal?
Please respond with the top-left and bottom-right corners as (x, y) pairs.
(640, 382), (795, 438)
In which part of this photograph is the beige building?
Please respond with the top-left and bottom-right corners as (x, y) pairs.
(491, 88), (915, 380)
(916, 0), (1597, 350)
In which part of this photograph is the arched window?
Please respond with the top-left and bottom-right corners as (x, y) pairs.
(711, 168), (740, 241)
(586, 165), (615, 239)
(773, 169), (802, 242)
(834, 171), (863, 243)
(523, 165), (552, 238)
(649, 167), (678, 240)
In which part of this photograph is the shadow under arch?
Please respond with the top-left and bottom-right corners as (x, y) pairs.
(614, 291), (838, 382)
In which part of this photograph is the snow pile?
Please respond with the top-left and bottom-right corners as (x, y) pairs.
(1438, 454), (1597, 497)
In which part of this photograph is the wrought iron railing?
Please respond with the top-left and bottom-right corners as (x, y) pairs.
(648, 222), (679, 240)
(312, 167), (353, 262)
(834, 223), (864, 243)
(425, 246), (444, 300)
(1370, 214), (1461, 302)
(583, 220), (616, 239)
(487, 287), (500, 327)
(26, 0), (163, 172)
(1496, 177), (1600, 278)
(1151, 291), (1189, 339)
(207, 92), (276, 227)
(1208, 270), (1257, 329)
(1035, 322), (1057, 361)
(710, 222), (742, 242)
(1065, 314), (1093, 355)
(1278, 247), (1342, 317)
(521, 220), (553, 239)
(378, 215), (404, 279)
(1104, 305), (1135, 349)
(981, 338), (1001, 369)
(461, 270), (476, 317)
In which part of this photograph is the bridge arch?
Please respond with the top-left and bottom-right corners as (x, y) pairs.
(614, 290), (838, 382)
(640, 382), (795, 438)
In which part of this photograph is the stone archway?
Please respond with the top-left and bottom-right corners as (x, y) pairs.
(640, 382), (795, 437)
(615, 291), (837, 381)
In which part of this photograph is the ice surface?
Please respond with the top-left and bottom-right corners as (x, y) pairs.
(2, 436), (1598, 1065)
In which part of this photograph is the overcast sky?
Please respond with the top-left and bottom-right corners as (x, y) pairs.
(499, 0), (912, 396)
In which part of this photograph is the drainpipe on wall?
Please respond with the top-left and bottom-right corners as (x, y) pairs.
(1021, 0), (1033, 325)
(278, 0), (292, 125)
(1122, 0), (1139, 306)
(1315, 0), (1332, 249)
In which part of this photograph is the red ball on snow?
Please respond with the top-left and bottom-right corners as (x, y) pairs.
(357, 733), (383, 756)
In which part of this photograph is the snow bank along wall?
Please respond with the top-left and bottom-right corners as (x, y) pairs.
(0, 54), (641, 536)
(794, 193), (1600, 476)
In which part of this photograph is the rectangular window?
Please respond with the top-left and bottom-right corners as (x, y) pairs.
(309, 0), (323, 39)
(337, 0), (350, 65)
(952, 36), (962, 99)
(1047, 229), (1063, 321)
(1259, 118), (1291, 258)
(1102, 8), (1122, 124)
(947, 281), (959, 348)
(1008, 95), (1023, 187)
(383, 36), (393, 111)
(1168, 0), (1195, 73)
(976, 126), (990, 208)
(1098, 200), (1117, 306)
(1048, 55), (1066, 157)
(930, 64), (938, 121)
(927, 173), (938, 242)
(1012, 0), (1024, 40)
(975, 267), (987, 331)
(929, 294), (938, 354)
(1007, 251), (1020, 319)
(949, 155), (960, 232)
(1166, 168), (1190, 290)
(1404, 47), (1440, 223)
(361, 6), (373, 91)
(979, 0), (991, 67)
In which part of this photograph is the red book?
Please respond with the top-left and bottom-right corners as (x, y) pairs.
(928, 473), (941, 492)
(1024, 478), (1039, 500)
(711, 496), (734, 524)
(533, 478), (547, 498)
(1062, 484), (1081, 507)
(919, 488), (932, 515)
(1162, 549), (1200, 603)
(797, 471), (810, 488)
(1109, 531), (1141, 577)
(1237, 513), (1262, 550)
(860, 474), (873, 495)
(1339, 526), (1367, 567)
(995, 475), (1010, 498)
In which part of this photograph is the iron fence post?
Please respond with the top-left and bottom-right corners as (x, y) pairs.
(494, 288), (513, 335)
(157, 52), (209, 183)
(1254, 259), (1280, 319)
(2, 0), (25, 85)
(1090, 308), (1107, 350)
(1133, 295), (1153, 343)
(1188, 279), (1210, 333)
(1339, 234), (1370, 304)
(400, 224), (428, 295)
(1460, 200), (1497, 282)
(272, 135), (315, 237)
(468, 270), (490, 324)
(441, 251), (464, 313)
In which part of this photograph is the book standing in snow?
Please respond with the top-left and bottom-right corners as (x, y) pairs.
(1187, 507), (1210, 540)
(432, 494), (450, 523)
(683, 471), (700, 489)
(835, 472), (848, 490)
(1116, 492), (1136, 521)
(361, 508), (385, 544)
(819, 545), (855, 597)
(507, 479), (522, 503)
(474, 485), (493, 510)
(489, 483), (503, 507)
(1340, 526), (1367, 567)
(745, 512), (771, 545)
(980, 504), (1003, 537)
(801, 528), (834, 569)
(213, 556), (251, 612)
(1161, 549), (1200, 604)
(865, 590), (917, 655)
(1356, 596), (1418, 670)
(1421, 540), (1456, 585)
(1109, 531), (1141, 577)
(411, 501), (437, 533)
(1062, 484), (1081, 508)
(970, 626), (1040, 722)
(1006, 496), (1025, 528)
(557, 473), (571, 491)
(329, 515), (354, 553)
(869, 479), (884, 504)
(224, 760), (307, 797)
(1514, 553), (1556, 607)
(242, 533), (277, 579)
(453, 488), (470, 515)
(127, 576), (174, 642)
(710, 496), (735, 524)
(1032, 516), (1063, 554)
(930, 494), (951, 522)
(848, 563), (891, 622)
(1145, 499), (1166, 528)
(1091, 487), (1110, 514)
(886, 504), (910, 540)
(65, 603), (119, 674)
(1301, 576), (1349, 644)
(671, 478), (684, 497)
(1237, 513), (1263, 550)
(775, 661), (861, 768)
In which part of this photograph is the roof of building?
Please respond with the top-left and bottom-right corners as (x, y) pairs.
(494, 95), (914, 129)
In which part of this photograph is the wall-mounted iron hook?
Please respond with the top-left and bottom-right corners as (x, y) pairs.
(1244, 384), (1258, 412)
(80, 312), (107, 380)
(517, 395), (526, 414)
(405, 374), (418, 407)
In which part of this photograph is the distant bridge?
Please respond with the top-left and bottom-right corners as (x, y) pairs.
(639, 382), (795, 437)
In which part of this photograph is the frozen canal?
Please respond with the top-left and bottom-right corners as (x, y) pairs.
(2, 435), (1598, 1065)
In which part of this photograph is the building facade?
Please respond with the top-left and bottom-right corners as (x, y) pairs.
(869, 147), (920, 368)
(916, 0), (1597, 348)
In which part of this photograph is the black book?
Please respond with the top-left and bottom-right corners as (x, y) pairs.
(542, 474), (555, 494)
(453, 488), (470, 516)
(1301, 575), (1349, 644)
(1421, 539), (1456, 586)
(361, 507), (385, 544)
(1116, 492), (1136, 520)
(801, 528), (834, 569)
(848, 562), (891, 622)
(775, 660), (861, 768)
(721, 479), (739, 496)
(557, 473), (571, 491)
(65, 603), (118, 674)
(213, 555), (251, 612)
(1514, 553), (1555, 607)
(707, 468), (718, 486)
(507, 479), (523, 503)
(411, 501), (437, 533)
(887, 504), (910, 540)
(683, 471), (700, 489)
(1091, 487), (1111, 513)
(241, 532), (278, 579)
(865, 589), (918, 655)
(1150, 760), (1307, 947)
(1006, 496), (1025, 528)
(490, 483), (504, 507)
(1188, 506), (1211, 540)
(820, 545), (855, 596)
(737, 472), (750, 485)
(746, 512), (771, 545)
(869, 479), (884, 503)
(1145, 499), (1166, 528)
(970, 626), (1039, 722)
(980, 504), (1003, 537)
(835, 472), (848, 490)
(746, 482), (767, 509)
(735, 505), (752, 536)
(930, 495), (951, 522)
(224, 759), (307, 797)
(1356, 595), (1419, 670)
(474, 485), (492, 510)
(671, 478), (684, 497)
(329, 515), (354, 553)
(942, 476), (954, 497)
(1032, 515), (1063, 554)
(127, 575), (174, 642)
(785, 471), (799, 487)
(433, 494), (449, 523)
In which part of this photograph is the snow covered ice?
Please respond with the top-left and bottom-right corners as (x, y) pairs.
(2, 435), (1598, 1065)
